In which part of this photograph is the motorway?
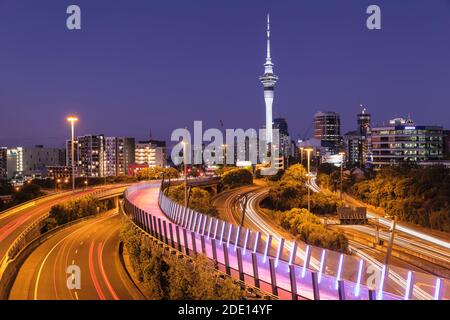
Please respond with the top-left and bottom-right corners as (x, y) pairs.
(9, 210), (144, 300)
(213, 185), (447, 299)
(308, 177), (450, 271)
(0, 185), (127, 264)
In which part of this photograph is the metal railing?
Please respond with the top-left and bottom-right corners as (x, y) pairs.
(123, 182), (447, 300)
(121, 200), (277, 300)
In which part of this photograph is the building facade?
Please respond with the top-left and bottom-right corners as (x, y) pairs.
(343, 131), (364, 167)
(105, 137), (118, 177)
(105, 137), (135, 176)
(6, 146), (65, 179)
(135, 140), (167, 167)
(343, 107), (372, 167)
(0, 147), (7, 180)
(273, 118), (291, 160)
(443, 130), (450, 159)
(77, 135), (105, 177)
(47, 166), (78, 179)
(371, 119), (443, 167)
(313, 111), (341, 153)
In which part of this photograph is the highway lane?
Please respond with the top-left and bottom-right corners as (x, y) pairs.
(9, 210), (144, 300)
(308, 177), (450, 268)
(214, 186), (440, 299)
(309, 177), (450, 250)
(0, 184), (129, 264)
(214, 187), (322, 277)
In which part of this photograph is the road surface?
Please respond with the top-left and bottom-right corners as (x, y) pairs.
(308, 177), (450, 270)
(9, 210), (144, 300)
(213, 184), (446, 299)
(0, 186), (124, 263)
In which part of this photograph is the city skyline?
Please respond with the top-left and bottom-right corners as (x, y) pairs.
(1, 0), (450, 148)
(0, 1), (449, 304)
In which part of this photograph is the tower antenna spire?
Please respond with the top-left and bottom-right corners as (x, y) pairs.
(260, 14), (278, 145)
(266, 13), (271, 62)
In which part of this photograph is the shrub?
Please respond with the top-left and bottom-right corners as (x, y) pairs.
(167, 184), (219, 217)
(137, 166), (179, 181)
(221, 168), (253, 190)
(45, 197), (113, 229)
(348, 165), (450, 232)
(274, 208), (348, 253)
(120, 222), (244, 300)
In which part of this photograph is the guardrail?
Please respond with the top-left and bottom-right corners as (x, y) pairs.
(1, 188), (123, 264)
(120, 199), (276, 300)
(123, 182), (446, 300)
(0, 211), (110, 300)
(0, 187), (126, 300)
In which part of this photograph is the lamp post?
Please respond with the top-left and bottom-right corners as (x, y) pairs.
(300, 147), (304, 165)
(305, 148), (313, 212)
(339, 152), (345, 201)
(66, 116), (78, 193)
(182, 141), (188, 207)
(55, 178), (61, 193)
(222, 144), (227, 166)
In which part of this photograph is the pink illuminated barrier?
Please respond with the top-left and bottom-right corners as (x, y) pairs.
(123, 183), (447, 300)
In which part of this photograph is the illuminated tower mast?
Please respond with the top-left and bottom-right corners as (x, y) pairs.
(260, 14), (278, 145)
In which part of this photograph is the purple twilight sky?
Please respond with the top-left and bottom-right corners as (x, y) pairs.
(0, 0), (449, 147)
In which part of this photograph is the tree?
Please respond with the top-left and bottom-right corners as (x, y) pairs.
(12, 184), (43, 203)
(348, 165), (450, 232)
(221, 168), (253, 190)
(275, 208), (348, 253)
(267, 181), (306, 211)
(281, 164), (307, 184)
(137, 166), (179, 181)
(167, 185), (218, 217)
(120, 221), (245, 300)
(318, 163), (339, 175)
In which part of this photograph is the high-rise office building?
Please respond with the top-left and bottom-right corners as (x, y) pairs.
(117, 138), (135, 176)
(105, 137), (117, 177)
(0, 147), (7, 180)
(77, 135), (105, 177)
(343, 107), (372, 167)
(273, 118), (291, 159)
(370, 118), (443, 167)
(313, 111), (341, 153)
(343, 132), (363, 167)
(135, 140), (167, 167)
(357, 107), (371, 137)
(443, 130), (450, 159)
(105, 137), (135, 176)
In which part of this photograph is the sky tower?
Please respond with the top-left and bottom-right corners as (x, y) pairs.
(260, 14), (278, 145)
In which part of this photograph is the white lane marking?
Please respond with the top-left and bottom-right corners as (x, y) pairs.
(34, 232), (75, 300)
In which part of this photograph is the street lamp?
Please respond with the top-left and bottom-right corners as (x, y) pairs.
(300, 147), (304, 165)
(222, 144), (227, 166)
(339, 152), (346, 200)
(66, 116), (78, 193)
(305, 148), (313, 212)
(56, 178), (61, 192)
(182, 141), (188, 207)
